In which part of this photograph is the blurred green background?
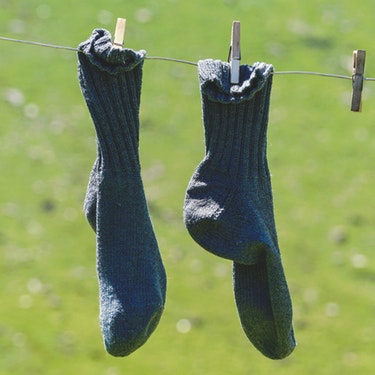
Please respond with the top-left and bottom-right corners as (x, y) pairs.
(1, 0), (375, 374)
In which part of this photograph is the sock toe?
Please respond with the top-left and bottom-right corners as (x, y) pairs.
(233, 258), (296, 359)
(102, 304), (164, 357)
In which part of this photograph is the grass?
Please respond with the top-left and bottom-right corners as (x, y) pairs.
(1, 0), (375, 374)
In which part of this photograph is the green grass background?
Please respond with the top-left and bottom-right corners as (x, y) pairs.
(1, 0), (375, 374)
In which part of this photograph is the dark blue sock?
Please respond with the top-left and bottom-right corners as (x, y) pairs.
(184, 59), (295, 358)
(78, 29), (166, 357)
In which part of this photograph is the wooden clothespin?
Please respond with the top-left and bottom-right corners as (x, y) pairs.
(228, 21), (241, 85)
(113, 18), (126, 48)
(351, 50), (366, 112)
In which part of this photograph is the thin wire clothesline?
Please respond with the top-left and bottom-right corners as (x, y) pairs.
(1, 35), (374, 81)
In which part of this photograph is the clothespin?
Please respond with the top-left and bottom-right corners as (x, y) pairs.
(228, 21), (241, 85)
(113, 18), (126, 48)
(351, 50), (366, 112)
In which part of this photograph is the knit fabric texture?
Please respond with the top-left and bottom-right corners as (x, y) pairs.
(184, 59), (295, 359)
(77, 29), (166, 357)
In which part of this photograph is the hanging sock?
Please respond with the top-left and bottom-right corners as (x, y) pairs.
(78, 29), (166, 357)
(184, 59), (295, 358)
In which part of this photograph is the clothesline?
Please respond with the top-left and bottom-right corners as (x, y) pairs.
(1, 35), (374, 82)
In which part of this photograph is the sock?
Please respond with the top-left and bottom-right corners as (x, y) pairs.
(78, 29), (166, 357)
(184, 59), (295, 358)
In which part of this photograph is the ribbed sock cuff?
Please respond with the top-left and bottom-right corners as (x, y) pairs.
(198, 59), (273, 179)
(78, 29), (146, 172)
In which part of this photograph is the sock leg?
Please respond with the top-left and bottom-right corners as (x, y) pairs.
(78, 29), (166, 356)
